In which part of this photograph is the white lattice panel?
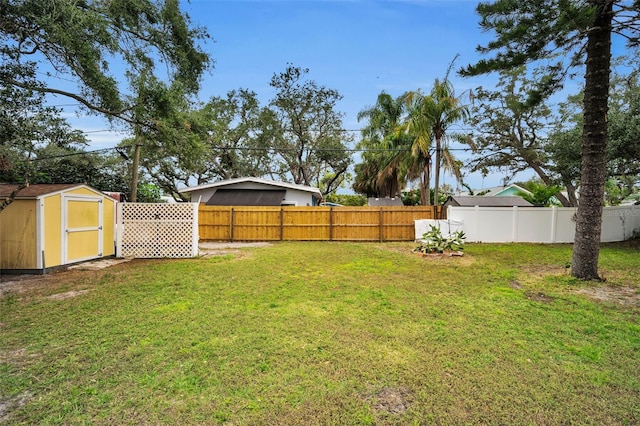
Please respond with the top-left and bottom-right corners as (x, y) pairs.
(117, 203), (199, 258)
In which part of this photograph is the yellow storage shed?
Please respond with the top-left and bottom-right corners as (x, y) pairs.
(0, 184), (117, 274)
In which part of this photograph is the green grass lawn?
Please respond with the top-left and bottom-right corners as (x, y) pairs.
(1, 242), (639, 425)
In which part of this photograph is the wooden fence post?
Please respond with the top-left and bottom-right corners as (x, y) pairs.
(379, 208), (384, 242)
(329, 207), (334, 241)
(280, 207), (284, 241)
(230, 207), (234, 242)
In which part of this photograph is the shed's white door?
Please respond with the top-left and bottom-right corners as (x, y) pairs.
(63, 195), (103, 264)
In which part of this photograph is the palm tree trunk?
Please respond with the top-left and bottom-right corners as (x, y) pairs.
(421, 161), (431, 205)
(434, 138), (441, 206)
(571, 0), (612, 280)
(389, 169), (399, 198)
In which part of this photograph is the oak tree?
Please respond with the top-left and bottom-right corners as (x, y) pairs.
(268, 65), (352, 196)
(466, 66), (577, 206)
(1, 0), (211, 123)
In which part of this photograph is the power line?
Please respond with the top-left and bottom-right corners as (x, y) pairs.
(29, 145), (134, 162)
(27, 144), (478, 162)
(36, 71), (78, 84)
(47, 103), (83, 107)
(82, 129), (127, 134)
(207, 146), (475, 153)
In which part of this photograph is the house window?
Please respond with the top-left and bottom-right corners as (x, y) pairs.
(281, 201), (297, 206)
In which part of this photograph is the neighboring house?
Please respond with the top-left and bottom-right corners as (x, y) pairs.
(179, 177), (323, 206)
(367, 197), (404, 207)
(443, 195), (534, 208)
(457, 184), (532, 197)
(159, 195), (177, 204)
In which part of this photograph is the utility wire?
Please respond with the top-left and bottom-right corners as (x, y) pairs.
(206, 146), (476, 152)
(29, 144), (478, 162)
(28, 145), (134, 161)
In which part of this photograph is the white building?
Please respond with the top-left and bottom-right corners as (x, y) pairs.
(179, 177), (323, 206)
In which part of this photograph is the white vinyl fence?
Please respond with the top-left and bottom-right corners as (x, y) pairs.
(116, 203), (199, 258)
(422, 205), (640, 243)
(414, 219), (465, 240)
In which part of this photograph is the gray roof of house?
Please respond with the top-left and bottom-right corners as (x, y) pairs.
(367, 197), (404, 206)
(444, 195), (534, 207)
(205, 189), (286, 206)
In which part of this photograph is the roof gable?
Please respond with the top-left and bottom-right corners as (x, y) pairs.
(179, 177), (322, 198)
(493, 184), (531, 197)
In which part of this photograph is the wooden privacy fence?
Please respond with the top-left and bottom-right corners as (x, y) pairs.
(198, 205), (444, 242)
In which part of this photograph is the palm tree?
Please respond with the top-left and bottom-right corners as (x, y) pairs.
(357, 92), (409, 198)
(401, 91), (434, 205)
(403, 79), (469, 206)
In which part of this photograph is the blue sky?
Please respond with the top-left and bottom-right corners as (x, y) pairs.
(63, 0), (539, 191)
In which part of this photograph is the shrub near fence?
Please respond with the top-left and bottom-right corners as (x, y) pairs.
(198, 205), (443, 242)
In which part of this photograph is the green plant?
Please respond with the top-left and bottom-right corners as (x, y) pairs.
(414, 225), (466, 253)
(516, 181), (562, 207)
(324, 193), (367, 206)
(136, 183), (162, 203)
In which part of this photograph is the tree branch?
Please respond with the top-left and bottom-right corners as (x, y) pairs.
(8, 77), (138, 125)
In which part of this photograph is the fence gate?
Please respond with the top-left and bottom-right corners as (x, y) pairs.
(117, 203), (199, 258)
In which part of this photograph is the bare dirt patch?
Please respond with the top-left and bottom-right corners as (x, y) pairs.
(0, 349), (33, 420)
(415, 250), (465, 258)
(0, 274), (49, 296)
(510, 280), (524, 290)
(198, 242), (272, 258)
(0, 391), (31, 423)
(0, 348), (27, 363)
(521, 264), (570, 276)
(67, 257), (131, 271)
(376, 244), (476, 266)
(371, 386), (413, 415)
(0, 256), (133, 297)
(525, 291), (555, 303)
(576, 286), (640, 307)
(0, 261), (131, 300)
(414, 252), (476, 267)
(46, 289), (91, 300)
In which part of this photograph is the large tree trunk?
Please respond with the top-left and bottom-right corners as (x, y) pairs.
(564, 180), (579, 207)
(571, 0), (612, 280)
